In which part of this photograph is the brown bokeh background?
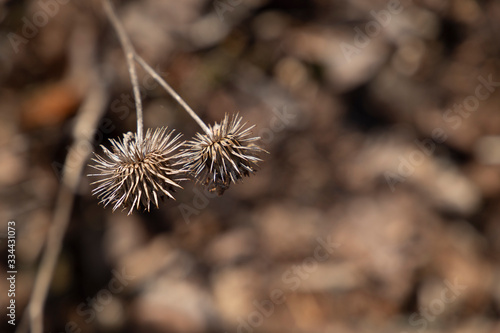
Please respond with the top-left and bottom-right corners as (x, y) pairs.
(1, 0), (500, 332)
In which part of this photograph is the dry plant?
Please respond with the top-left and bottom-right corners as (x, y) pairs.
(89, 128), (184, 214)
(19, 1), (266, 332)
(179, 113), (265, 195)
(90, 0), (266, 214)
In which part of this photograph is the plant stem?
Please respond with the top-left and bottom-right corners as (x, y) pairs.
(102, 0), (143, 142)
(134, 54), (212, 136)
(103, 0), (211, 137)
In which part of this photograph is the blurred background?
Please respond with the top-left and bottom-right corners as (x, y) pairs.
(1, 0), (500, 332)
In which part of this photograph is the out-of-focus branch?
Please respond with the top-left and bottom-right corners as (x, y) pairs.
(17, 17), (109, 332)
(17, 78), (108, 333)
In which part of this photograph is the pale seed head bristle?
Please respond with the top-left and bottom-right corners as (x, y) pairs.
(179, 113), (266, 195)
(89, 127), (184, 215)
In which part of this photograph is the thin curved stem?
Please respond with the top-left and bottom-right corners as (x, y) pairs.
(134, 54), (212, 136)
(103, 0), (143, 142)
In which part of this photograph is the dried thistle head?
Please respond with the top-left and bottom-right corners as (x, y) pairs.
(180, 113), (266, 195)
(89, 127), (183, 215)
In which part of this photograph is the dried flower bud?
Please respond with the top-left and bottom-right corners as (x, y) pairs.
(180, 113), (266, 195)
(89, 127), (183, 215)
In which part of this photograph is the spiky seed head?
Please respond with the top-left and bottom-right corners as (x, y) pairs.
(89, 127), (184, 215)
(180, 113), (266, 195)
